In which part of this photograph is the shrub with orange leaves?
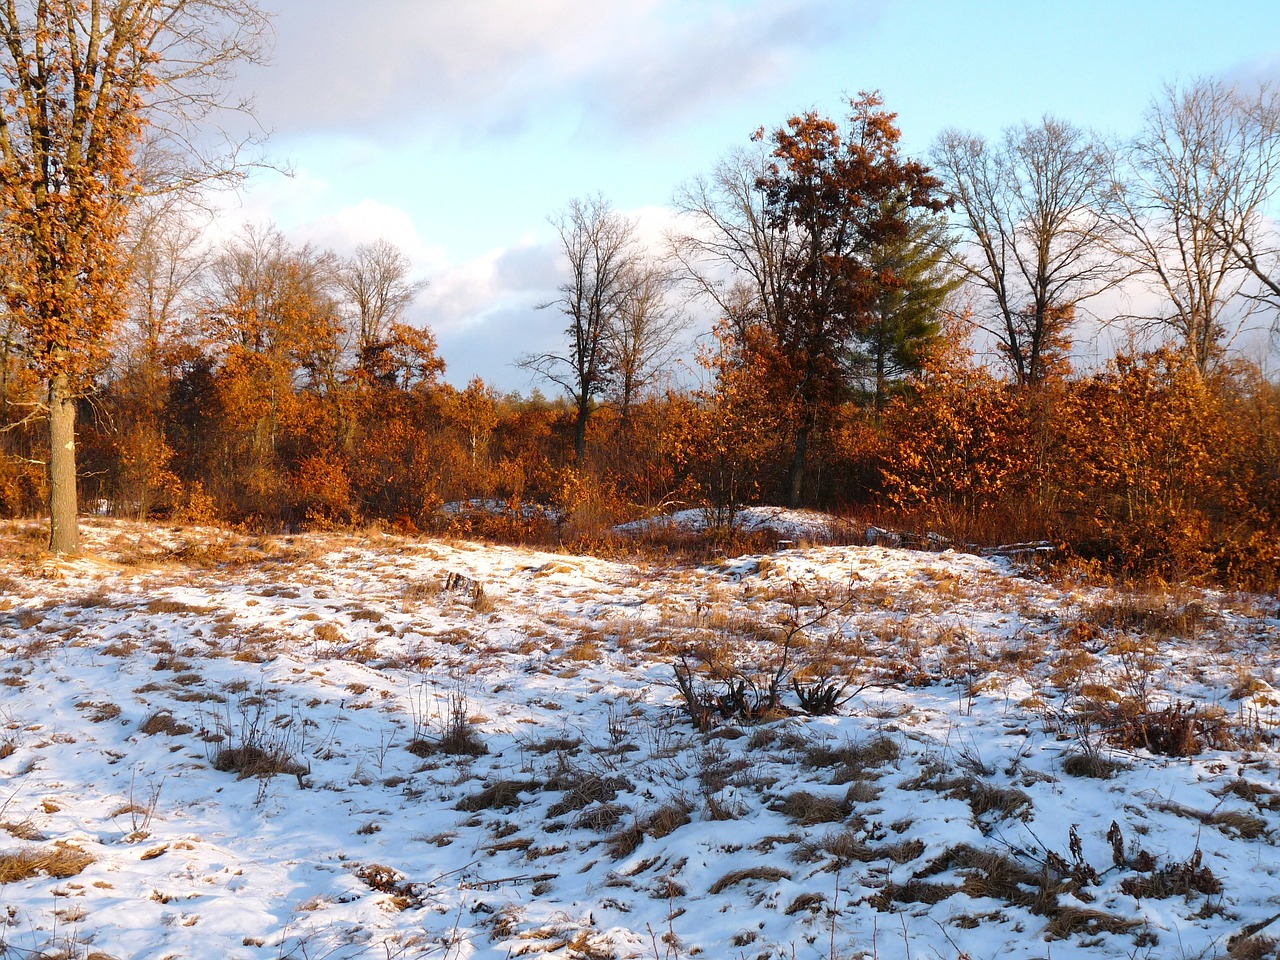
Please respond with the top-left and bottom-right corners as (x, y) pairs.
(1054, 350), (1245, 581)
(665, 322), (788, 524)
(879, 358), (1038, 542)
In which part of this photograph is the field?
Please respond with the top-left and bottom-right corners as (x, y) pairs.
(0, 519), (1278, 960)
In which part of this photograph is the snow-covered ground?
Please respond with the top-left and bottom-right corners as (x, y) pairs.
(1, 519), (1278, 960)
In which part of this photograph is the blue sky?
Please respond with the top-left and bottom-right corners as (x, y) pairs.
(223, 0), (1280, 391)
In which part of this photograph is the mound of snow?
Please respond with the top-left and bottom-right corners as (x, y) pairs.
(616, 505), (856, 542)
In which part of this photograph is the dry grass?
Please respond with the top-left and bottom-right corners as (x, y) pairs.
(1228, 936), (1280, 959)
(772, 790), (850, 826)
(1079, 591), (1219, 640)
(524, 735), (583, 756)
(1213, 778), (1280, 812)
(0, 843), (94, 883)
(212, 744), (306, 781)
(902, 764), (1031, 824)
(313, 623), (344, 643)
(573, 802), (630, 833)
(144, 599), (212, 615)
(354, 862), (423, 911)
(607, 797), (694, 859)
(562, 639), (603, 662)
(803, 735), (900, 783)
(707, 865), (790, 894)
(544, 772), (631, 819)
(1154, 800), (1269, 840)
(75, 701), (122, 723)
(1045, 906), (1144, 941)
(138, 712), (193, 736)
(1120, 849), (1223, 899)
(456, 780), (541, 813)
(867, 879), (960, 909)
(795, 828), (923, 869)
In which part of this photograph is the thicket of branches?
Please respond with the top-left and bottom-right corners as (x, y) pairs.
(2, 78), (1280, 590)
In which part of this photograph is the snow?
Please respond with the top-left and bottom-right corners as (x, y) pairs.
(615, 506), (857, 541)
(0, 518), (1278, 959)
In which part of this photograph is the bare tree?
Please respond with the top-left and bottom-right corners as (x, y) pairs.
(605, 259), (686, 419)
(0, 0), (270, 554)
(337, 239), (428, 381)
(1106, 78), (1279, 372)
(671, 144), (798, 341)
(1183, 84), (1280, 321)
(932, 117), (1120, 385)
(124, 201), (209, 370)
(519, 194), (638, 461)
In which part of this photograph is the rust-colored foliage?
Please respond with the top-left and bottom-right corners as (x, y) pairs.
(665, 321), (788, 522)
(753, 92), (949, 505)
(1056, 350), (1277, 585)
(0, 1), (153, 551)
(879, 343), (1038, 539)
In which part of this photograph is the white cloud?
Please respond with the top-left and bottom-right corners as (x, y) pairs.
(244, 1), (882, 140)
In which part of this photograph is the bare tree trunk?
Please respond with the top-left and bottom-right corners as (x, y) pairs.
(786, 425), (808, 509)
(574, 398), (589, 462)
(48, 372), (80, 555)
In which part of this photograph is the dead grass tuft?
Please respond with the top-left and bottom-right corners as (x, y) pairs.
(772, 790), (850, 826)
(212, 744), (306, 781)
(784, 892), (827, 916)
(313, 623), (344, 643)
(902, 764), (1031, 824)
(1228, 936), (1279, 959)
(1214, 778), (1280, 812)
(0, 843), (94, 883)
(456, 780), (540, 813)
(708, 865), (790, 894)
(75, 701), (122, 723)
(525, 735), (582, 756)
(1085, 698), (1239, 757)
(1080, 591), (1218, 640)
(354, 862), (423, 910)
(545, 772), (631, 818)
(144, 599), (211, 615)
(1154, 800), (1269, 840)
(139, 712), (193, 736)
(1045, 906), (1144, 940)
(1120, 848), (1223, 899)
(1062, 750), (1126, 779)
(803, 735), (900, 783)
(795, 828), (923, 869)
(572, 801), (630, 833)
(868, 879), (960, 909)
(607, 797), (694, 859)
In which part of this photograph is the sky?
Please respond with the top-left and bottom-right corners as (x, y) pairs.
(217, 0), (1280, 392)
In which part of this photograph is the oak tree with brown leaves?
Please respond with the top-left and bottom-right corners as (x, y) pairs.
(756, 92), (946, 505)
(0, 0), (268, 553)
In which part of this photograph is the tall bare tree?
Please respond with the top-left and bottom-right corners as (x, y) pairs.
(932, 117), (1119, 385)
(671, 143), (798, 341)
(338, 239), (428, 382)
(605, 259), (686, 419)
(124, 201), (208, 370)
(1179, 83), (1280, 323)
(0, 0), (269, 553)
(1107, 79), (1279, 372)
(520, 194), (638, 461)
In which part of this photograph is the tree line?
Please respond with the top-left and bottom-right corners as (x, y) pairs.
(0, 2), (1277, 587)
